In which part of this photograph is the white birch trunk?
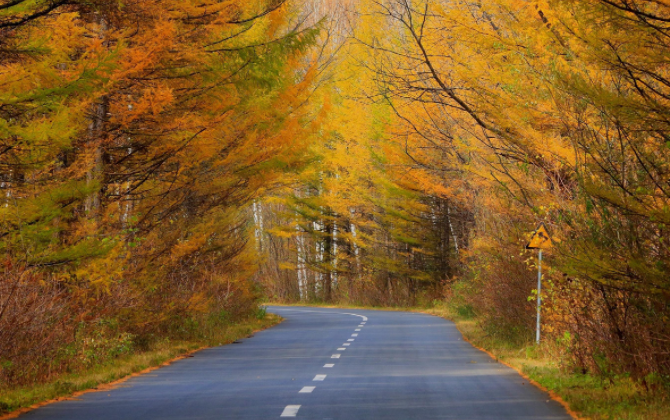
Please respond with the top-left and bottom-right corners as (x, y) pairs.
(447, 204), (459, 255)
(252, 200), (264, 252)
(295, 223), (307, 300)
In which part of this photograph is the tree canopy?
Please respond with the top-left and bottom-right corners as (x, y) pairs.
(1, 0), (670, 392)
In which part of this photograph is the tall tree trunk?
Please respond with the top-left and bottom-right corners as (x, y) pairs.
(85, 95), (108, 216)
(323, 221), (333, 302)
(85, 18), (109, 217)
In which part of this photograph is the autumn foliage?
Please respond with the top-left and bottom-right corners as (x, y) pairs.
(2, 0), (670, 397)
(255, 0), (670, 386)
(0, 0), (318, 388)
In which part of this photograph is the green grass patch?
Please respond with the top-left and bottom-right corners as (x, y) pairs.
(0, 313), (281, 417)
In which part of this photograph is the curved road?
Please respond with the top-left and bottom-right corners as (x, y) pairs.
(19, 306), (572, 420)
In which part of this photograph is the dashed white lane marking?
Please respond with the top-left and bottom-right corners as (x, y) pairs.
(281, 405), (301, 417)
(337, 347), (346, 351)
(342, 313), (367, 322)
(273, 310), (369, 417)
(358, 325), (364, 328)
(355, 329), (361, 331)
(343, 343), (350, 346)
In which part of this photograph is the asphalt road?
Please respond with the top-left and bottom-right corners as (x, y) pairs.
(19, 306), (572, 420)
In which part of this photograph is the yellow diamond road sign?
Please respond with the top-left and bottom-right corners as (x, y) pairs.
(526, 223), (552, 249)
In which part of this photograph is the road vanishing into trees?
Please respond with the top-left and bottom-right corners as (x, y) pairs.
(19, 307), (572, 420)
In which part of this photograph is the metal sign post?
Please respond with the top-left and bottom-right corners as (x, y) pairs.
(526, 223), (552, 345)
(536, 249), (542, 344)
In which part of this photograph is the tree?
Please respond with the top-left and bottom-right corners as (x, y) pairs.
(0, 0), (321, 387)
